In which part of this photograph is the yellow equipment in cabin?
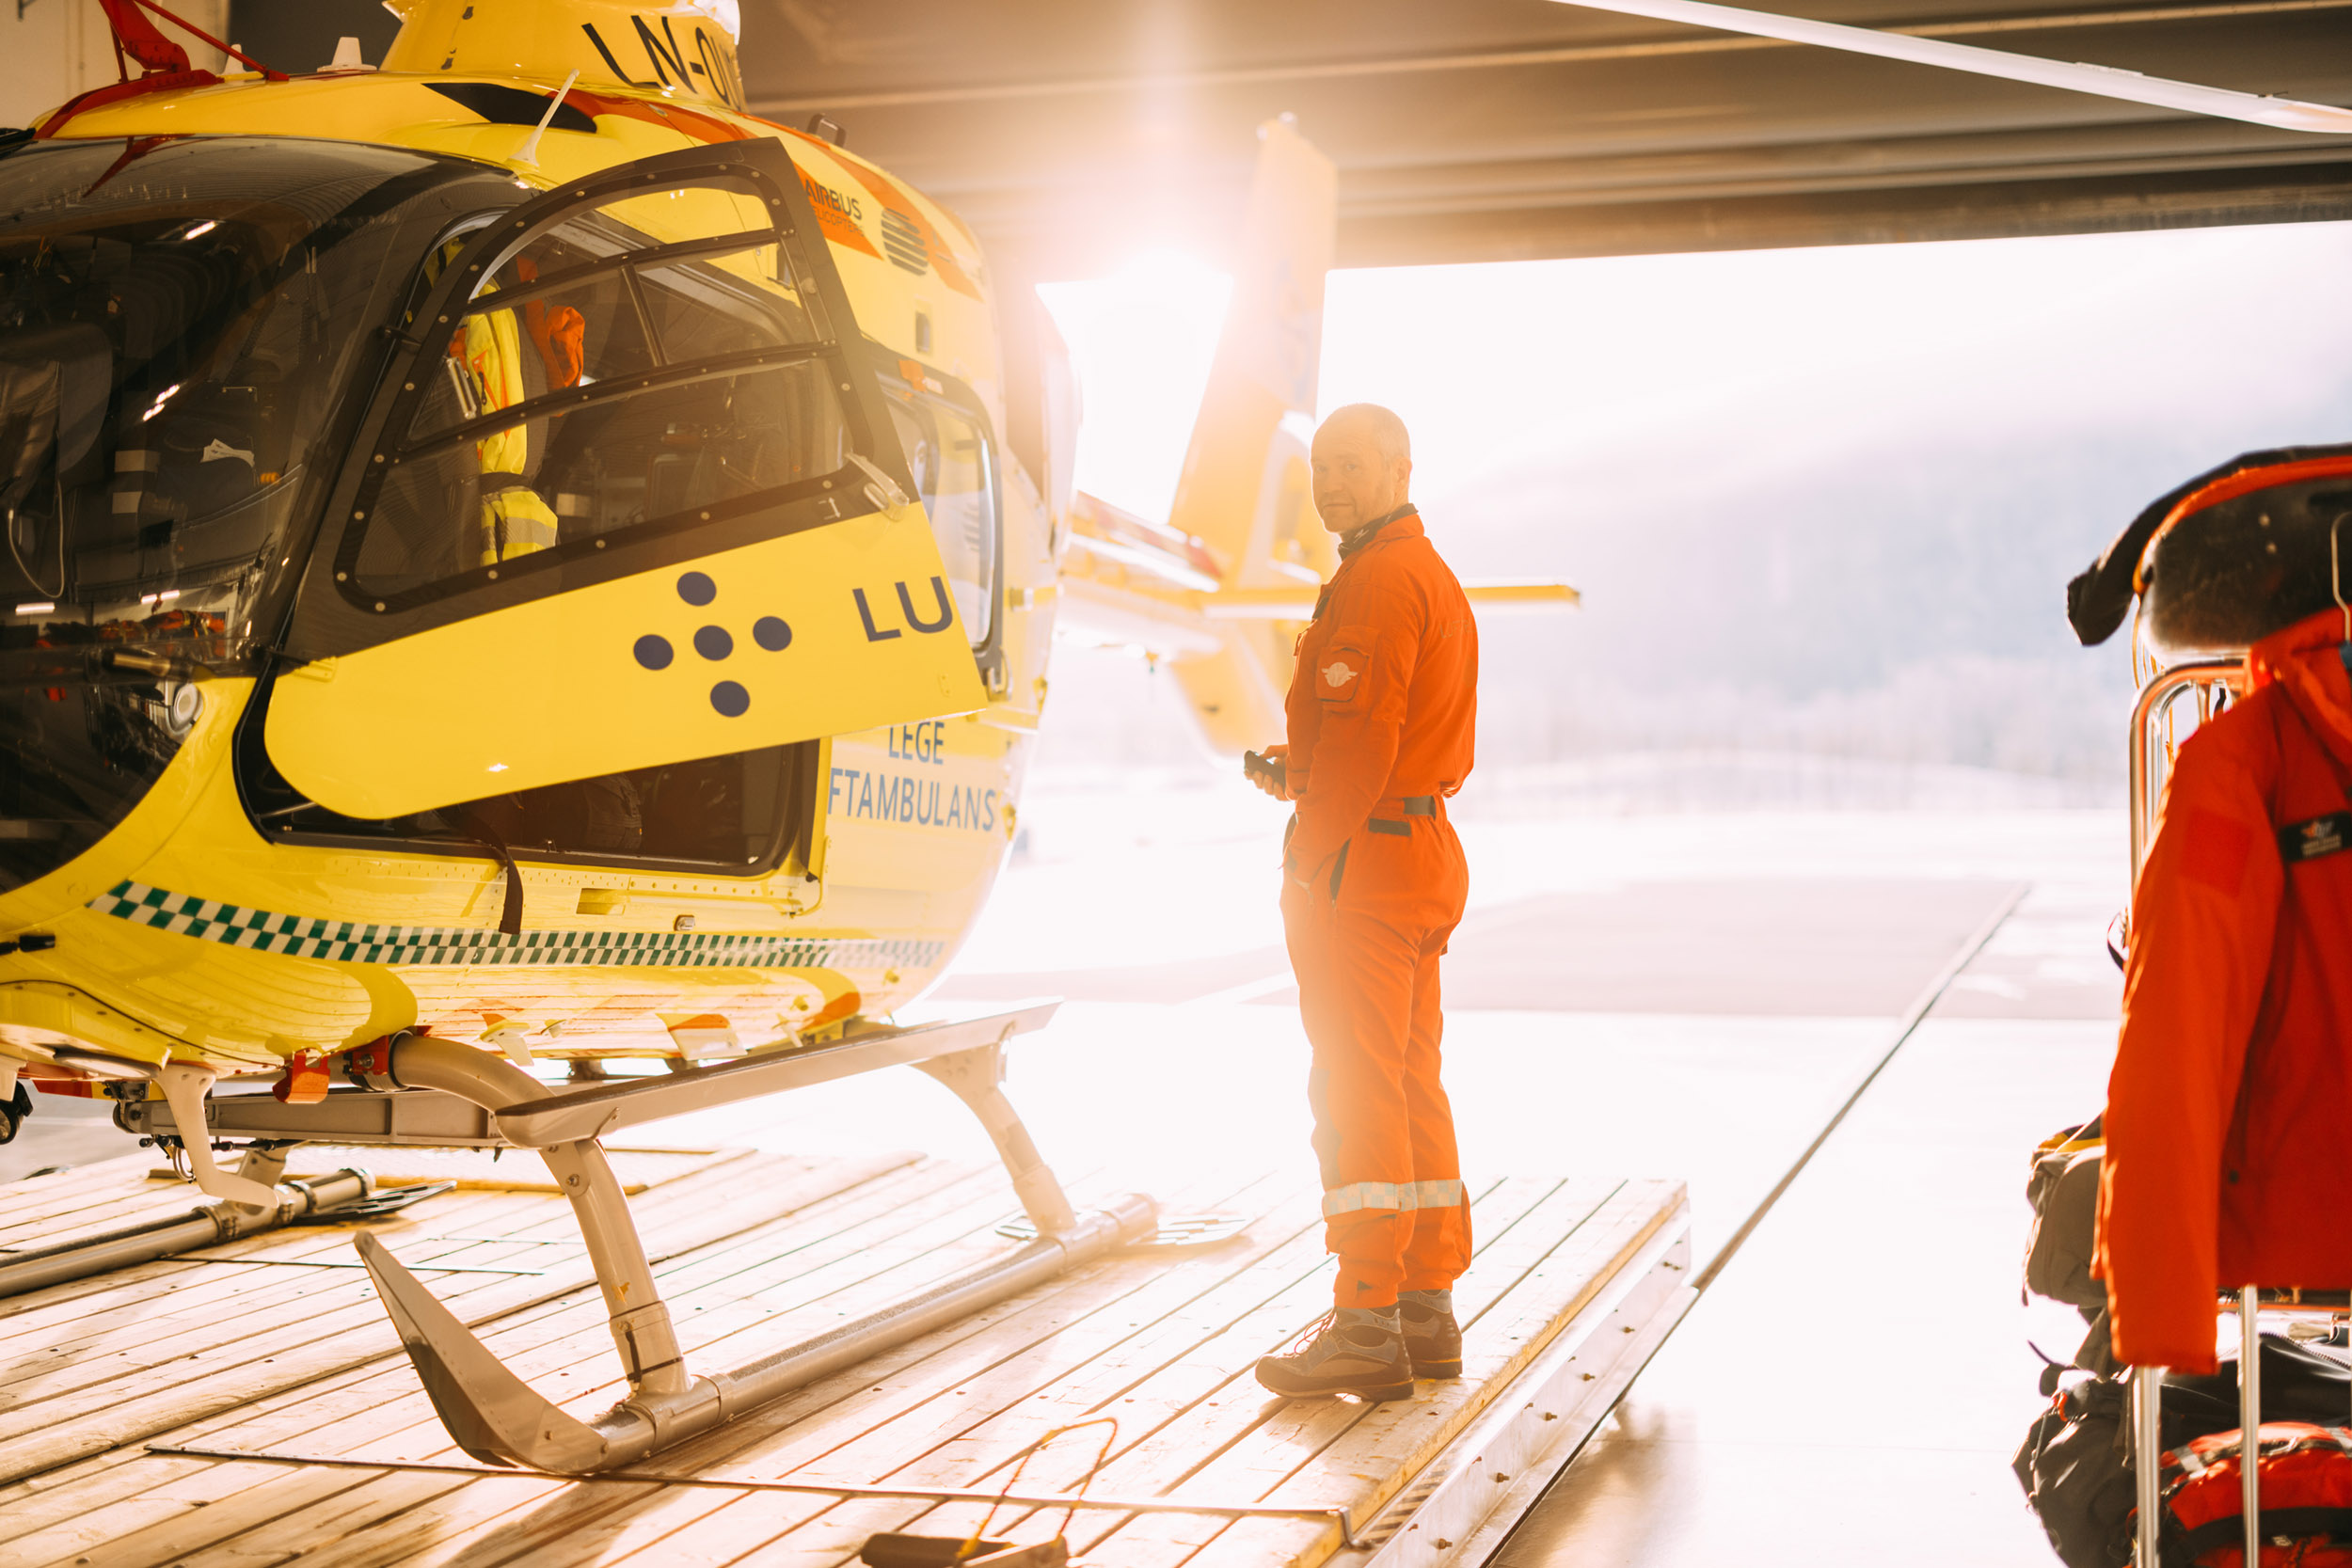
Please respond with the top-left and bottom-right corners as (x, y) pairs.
(0, 0), (1573, 1469)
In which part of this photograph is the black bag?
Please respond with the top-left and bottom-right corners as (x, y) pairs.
(2015, 1338), (2352, 1568)
(2161, 1333), (2352, 1451)
(2015, 1370), (2136, 1568)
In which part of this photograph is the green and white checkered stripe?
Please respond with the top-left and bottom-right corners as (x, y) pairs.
(86, 881), (942, 971)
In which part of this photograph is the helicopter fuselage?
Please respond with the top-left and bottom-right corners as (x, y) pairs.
(0, 62), (1062, 1090)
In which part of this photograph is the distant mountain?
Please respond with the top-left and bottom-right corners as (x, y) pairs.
(1035, 404), (2352, 794)
(1434, 401), (2352, 784)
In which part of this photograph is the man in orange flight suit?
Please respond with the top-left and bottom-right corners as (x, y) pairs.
(1249, 404), (1478, 1402)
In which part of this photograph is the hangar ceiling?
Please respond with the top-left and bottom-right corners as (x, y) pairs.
(731, 0), (2352, 272)
(223, 0), (2352, 272)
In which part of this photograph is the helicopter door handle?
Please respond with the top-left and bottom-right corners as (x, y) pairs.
(846, 451), (910, 511)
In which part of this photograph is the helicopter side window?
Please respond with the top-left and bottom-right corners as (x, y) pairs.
(350, 204), (848, 600)
(885, 388), (997, 649)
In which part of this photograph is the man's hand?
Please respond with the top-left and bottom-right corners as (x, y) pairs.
(1245, 744), (1293, 800)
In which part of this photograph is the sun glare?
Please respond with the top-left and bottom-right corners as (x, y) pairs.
(1040, 250), (1232, 522)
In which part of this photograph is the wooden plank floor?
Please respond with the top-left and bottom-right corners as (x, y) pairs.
(0, 1144), (746, 1258)
(0, 1152), (1683, 1568)
(0, 1148), (918, 1487)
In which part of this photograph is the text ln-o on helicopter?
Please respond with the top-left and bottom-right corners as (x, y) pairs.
(0, 0), (1578, 1470)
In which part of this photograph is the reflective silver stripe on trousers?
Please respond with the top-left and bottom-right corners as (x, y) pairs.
(1321, 1179), (1467, 1218)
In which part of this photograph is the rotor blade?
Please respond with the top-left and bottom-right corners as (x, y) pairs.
(1544, 0), (2352, 134)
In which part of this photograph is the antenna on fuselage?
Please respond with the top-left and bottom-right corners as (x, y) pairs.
(517, 71), (582, 166)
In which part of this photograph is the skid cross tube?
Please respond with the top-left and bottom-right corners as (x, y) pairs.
(491, 1002), (1062, 1148)
(364, 1023), (1153, 1473)
(122, 1005), (1068, 1152)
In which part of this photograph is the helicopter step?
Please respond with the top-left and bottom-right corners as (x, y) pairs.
(0, 1157), (1688, 1567)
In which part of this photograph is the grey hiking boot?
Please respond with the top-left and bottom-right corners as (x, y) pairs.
(1398, 1289), (1462, 1379)
(1255, 1307), (1415, 1402)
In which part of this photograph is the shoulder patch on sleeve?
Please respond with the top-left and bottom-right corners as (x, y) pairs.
(2180, 808), (2255, 897)
(1315, 628), (1374, 711)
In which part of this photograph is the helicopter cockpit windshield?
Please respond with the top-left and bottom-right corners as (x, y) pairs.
(0, 135), (521, 890)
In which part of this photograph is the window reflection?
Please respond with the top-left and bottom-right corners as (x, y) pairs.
(887, 392), (996, 647)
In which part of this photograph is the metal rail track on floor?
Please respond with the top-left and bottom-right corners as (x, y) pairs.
(1472, 882), (2031, 1564)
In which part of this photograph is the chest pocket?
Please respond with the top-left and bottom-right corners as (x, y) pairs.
(1314, 626), (1375, 714)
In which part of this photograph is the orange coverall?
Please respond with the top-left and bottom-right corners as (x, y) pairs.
(2098, 607), (2352, 1371)
(1281, 508), (1479, 1309)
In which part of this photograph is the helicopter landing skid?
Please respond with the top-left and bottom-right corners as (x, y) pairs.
(365, 1025), (1154, 1473)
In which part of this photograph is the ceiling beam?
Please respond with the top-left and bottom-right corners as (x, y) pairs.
(753, 0), (2350, 115)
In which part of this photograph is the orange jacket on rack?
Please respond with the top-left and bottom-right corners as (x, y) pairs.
(2098, 608), (2352, 1371)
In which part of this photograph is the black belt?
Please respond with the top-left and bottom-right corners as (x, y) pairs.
(1368, 797), (1438, 835)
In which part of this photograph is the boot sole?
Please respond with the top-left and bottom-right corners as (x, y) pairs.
(1255, 1368), (1418, 1402)
(1410, 1356), (1463, 1379)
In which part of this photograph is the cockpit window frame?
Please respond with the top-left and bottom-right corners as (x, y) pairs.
(283, 138), (922, 662)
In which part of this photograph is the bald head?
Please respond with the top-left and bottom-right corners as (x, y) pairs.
(1311, 404), (1412, 534)
(1323, 404), (1410, 464)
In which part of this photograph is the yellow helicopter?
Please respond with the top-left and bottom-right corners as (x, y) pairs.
(0, 0), (1573, 1469)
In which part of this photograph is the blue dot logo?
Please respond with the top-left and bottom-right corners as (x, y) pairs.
(633, 574), (791, 717)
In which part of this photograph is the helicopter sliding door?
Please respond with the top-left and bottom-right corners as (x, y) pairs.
(267, 140), (980, 822)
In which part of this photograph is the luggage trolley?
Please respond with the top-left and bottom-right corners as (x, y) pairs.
(2106, 446), (2352, 1564)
